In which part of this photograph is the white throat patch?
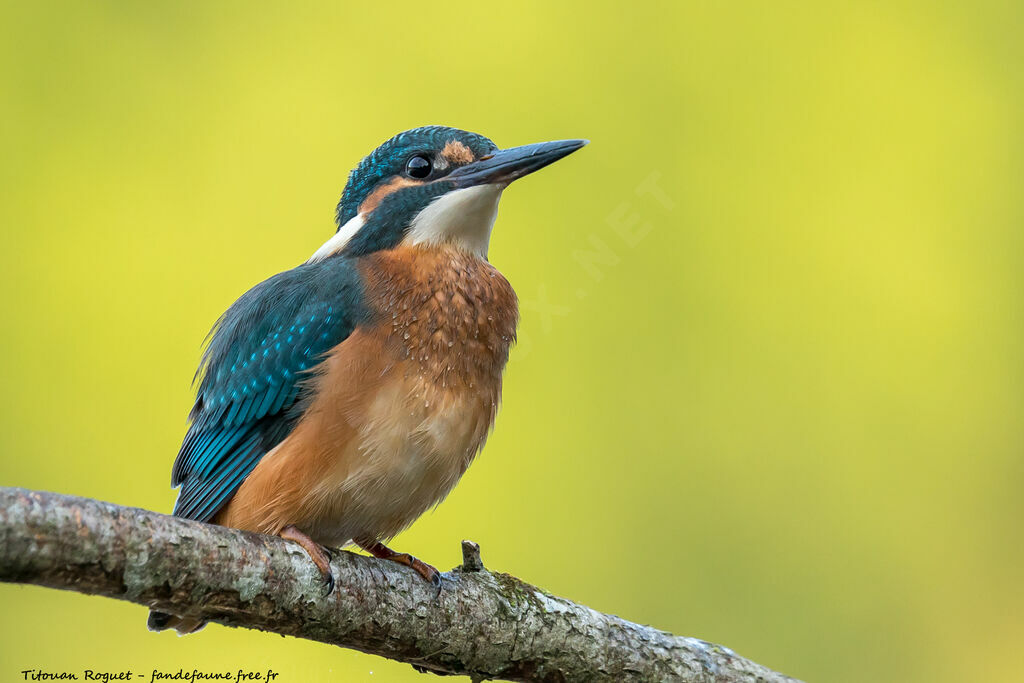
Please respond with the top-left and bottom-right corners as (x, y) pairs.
(405, 184), (503, 258)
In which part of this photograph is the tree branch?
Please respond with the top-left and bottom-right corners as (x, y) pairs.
(0, 487), (800, 682)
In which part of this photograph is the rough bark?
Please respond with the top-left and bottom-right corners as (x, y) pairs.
(0, 487), (801, 682)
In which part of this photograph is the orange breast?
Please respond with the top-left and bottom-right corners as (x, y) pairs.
(359, 242), (519, 386)
(216, 244), (519, 546)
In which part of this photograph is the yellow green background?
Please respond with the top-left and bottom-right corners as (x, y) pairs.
(1, 2), (1021, 681)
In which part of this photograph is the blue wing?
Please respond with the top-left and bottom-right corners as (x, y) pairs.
(171, 259), (365, 522)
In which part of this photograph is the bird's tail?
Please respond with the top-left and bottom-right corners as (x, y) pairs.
(147, 609), (207, 635)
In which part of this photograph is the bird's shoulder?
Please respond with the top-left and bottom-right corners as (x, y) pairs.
(193, 258), (368, 428)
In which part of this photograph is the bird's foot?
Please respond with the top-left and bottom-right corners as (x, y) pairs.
(280, 525), (335, 595)
(357, 540), (442, 597)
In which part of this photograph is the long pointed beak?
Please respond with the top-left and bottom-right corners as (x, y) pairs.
(448, 139), (589, 188)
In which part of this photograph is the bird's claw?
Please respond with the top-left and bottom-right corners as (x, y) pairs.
(355, 540), (442, 598)
(409, 555), (442, 598)
(322, 568), (335, 596)
(279, 525), (335, 597)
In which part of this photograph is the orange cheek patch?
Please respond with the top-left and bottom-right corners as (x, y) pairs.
(442, 140), (475, 165)
(358, 176), (421, 215)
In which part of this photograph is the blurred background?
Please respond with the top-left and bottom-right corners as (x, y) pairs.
(1, 2), (1021, 681)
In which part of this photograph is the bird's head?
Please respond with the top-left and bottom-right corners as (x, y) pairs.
(311, 126), (587, 261)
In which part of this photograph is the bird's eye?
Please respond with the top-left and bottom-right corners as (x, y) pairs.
(405, 155), (432, 179)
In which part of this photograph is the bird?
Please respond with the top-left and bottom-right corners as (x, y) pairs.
(148, 126), (587, 633)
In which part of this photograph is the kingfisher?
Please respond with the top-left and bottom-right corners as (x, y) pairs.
(148, 126), (587, 633)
